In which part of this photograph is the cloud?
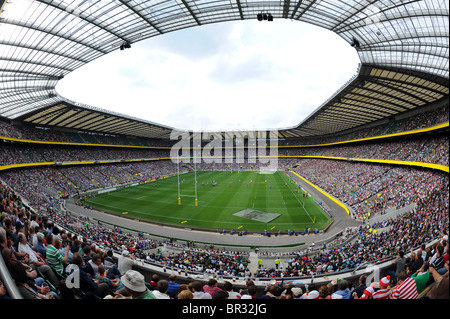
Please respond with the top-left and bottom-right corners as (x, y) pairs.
(56, 20), (360, 132)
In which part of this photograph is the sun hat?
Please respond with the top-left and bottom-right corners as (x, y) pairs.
(291, 287), (303, 297)
(121, 270), (146, 292)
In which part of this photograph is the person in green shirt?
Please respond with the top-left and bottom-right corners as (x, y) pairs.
(113, 270), (155, 299)
(411, 261), (430, 294)
(45, 234), (70, 276)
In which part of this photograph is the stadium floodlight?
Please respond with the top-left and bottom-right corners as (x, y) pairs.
(350, 38), (360, 48)
(257, 12), (273, 22)
(120, 41), (131, 50)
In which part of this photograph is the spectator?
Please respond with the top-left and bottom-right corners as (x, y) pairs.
(45, 234), (70, 277)
(318, 285), (331, 299)
(153, 280), (170, 299)
(240, 284), (257, 299)
(203, 278), (222, 298)
(0, 279), (11, 300)
(408, 250), (424, 275)
(70, 252), (110, 298)
(212, 290), (229, 299)
(103, 249), (120, 279)
(260, 284), (283, 299)
(9, 260), (54, 299)
(167, 273), (180, 298)
(291, 287), (303, 299)
(177, 289), (194, 299)
(388, 250), (406, 284)
(95, 265), (123, 293)
(149, 274), (159, 290)
(223, 281), (241, 299)
(85, 253), (103, 278)
(425, 262), (449, 299)
(118, 250), (135, 275)
(331, 279), (351, 299)
(411, 262), (430, 294)
(429, 246), (445, 274)
(420, 244), (428, 261)
(373, 275), (392, 299)
(391, 271), (418, 299)
(351, 274), (367, 299)
(113, 270), (155, 299)
(34, 232), (47, 258)
(17, 233), (59, 289)
(358, 287), (374, 299)
(189, 281), (211, 299)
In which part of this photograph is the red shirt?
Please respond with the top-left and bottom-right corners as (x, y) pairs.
(392, 277), (418, 299)
(203, 285), (222, 298)
(373, 288), (392, 299)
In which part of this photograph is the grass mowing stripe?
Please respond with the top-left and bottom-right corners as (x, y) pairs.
(84, 171), (331, 232)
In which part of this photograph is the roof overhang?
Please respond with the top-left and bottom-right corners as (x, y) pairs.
(1, 0), (448, 139)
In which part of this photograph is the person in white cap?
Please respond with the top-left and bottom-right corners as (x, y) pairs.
(114, 270), (155, 299)
(306, 290), (319, 299)
(291, 287), (303, 299)
(373, 275), (392, 299)
(118, 250), (135, 275)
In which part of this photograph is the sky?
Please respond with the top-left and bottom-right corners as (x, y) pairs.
(56, 19), (360, 132)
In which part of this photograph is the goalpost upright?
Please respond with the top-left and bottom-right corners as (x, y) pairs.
(177, 146), (199, 207)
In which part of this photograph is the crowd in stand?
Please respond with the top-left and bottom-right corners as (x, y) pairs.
(1, 155), (448, 299)
(0, 105), (448, 300)
(1, 131), (448, 168)
(279, 104), (449, 146)
(294, 160), (447, 220)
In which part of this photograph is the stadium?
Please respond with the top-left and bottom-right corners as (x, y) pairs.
(0, 0), (448, 306)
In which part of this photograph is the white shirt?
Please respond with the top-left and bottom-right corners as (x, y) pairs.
(152, 291), (170, 299)
(18, 242), (39, 263)
(227, 291), (241, 299)
(118, 255), (134, 274)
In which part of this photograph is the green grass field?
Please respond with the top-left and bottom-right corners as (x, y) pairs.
(84, 170), (332, 233)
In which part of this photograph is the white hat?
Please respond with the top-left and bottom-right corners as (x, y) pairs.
(121, 270), (146, 292)
(380, 275), (391, 287)
(122, 250), (129, 256)
(291, 287), (303, 297)
(307, 290), (319, 299)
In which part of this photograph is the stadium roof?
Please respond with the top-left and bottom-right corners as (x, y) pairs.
(0, 0), (448, 139)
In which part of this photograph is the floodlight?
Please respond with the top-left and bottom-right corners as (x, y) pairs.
(350, 38), (360, 48)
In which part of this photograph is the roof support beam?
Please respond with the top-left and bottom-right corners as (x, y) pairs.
(35, 0), (127, 43)
(235, 0), (244, 20)
(180, 0), (201, 25)
(118, 0), (163, 34)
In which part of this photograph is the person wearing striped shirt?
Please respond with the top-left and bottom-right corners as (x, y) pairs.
(429, 246), (445, 273)
(373, 275), (392, 299)
(391, 271), (418, 299)
(45, 234), (70, 276)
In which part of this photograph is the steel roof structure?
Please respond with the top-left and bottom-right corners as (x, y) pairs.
(0, 0), (448, 139)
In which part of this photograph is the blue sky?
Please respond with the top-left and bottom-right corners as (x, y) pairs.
(56, 19), (360, 131)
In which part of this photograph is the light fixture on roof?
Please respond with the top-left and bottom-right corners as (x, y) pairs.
(350, 38), (360, 48)
(120, 41), (131, 50)
(257, 12), (273, 22)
